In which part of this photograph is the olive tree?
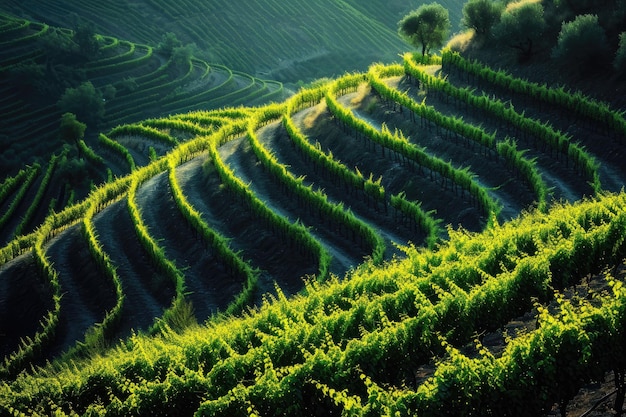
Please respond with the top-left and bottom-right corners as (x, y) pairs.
(398, 2), (451, 56)
(462, 0), (503, 37)
(57, 81), (104, 125)
(493, 1), (547, 60)
(552, 14), (610, 73)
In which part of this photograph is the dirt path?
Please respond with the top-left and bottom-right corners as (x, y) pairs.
(44, 225), (115, 357)
(92, 198), (173, 337)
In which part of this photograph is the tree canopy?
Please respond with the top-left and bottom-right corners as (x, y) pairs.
(493, 1), (547, 60)
(398, 3), (451, 56)
(157, 32), (182, 57)
(73, 22), (100, 58)
(552, 14), (610, 73)
(57, 81), (104, 125)
(172, 43), (197, 69)
(462, 0), (503, 37)
(59, 112), (86, 145)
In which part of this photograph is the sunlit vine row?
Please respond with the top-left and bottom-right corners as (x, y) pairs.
(247, 104), (385, 266)
(404, 53), (602, 194)
(125, 157), (189, 333)
(77, 139), (105, 165)
(442, 48), (626, 140)
(98, 133), (136, 172)
(326, 73), (499, 218)
(284, 85), (442, 247)
(4, 191), (626, 414)
(108, 124), (178, 147)
(369, 62), (549, 213)
(0, 164), (40, 233)
(13, 150), (65, 238)
(206, 119), (330, 282)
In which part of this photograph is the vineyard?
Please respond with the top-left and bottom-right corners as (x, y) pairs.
(0, 12), (287, 238)
(0, 34), (625, 413)
(2, 0), (464, 81)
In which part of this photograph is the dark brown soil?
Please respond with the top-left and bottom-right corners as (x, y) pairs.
(0, 252), (52, 358)
(296, 95), (488, 232)
(133, 168), (242, 321)
(45, 226), (116, 358)
(346, 81), (537, 222)
(438, 62), (626, 196)
(92, 197), (174, 338)
(176, 152), (319, 305)
(254, 121), (413, 263)
(387, 73), (597, 205)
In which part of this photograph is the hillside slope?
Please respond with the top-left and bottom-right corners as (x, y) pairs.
(3, 0), (464, 81)
(2, 2), (626, 413)
(0, 13), (287, 231)
(0, 50), (625, 416)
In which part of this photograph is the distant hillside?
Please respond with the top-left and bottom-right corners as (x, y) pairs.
(0, 13), (287, 180)
(3, 0), (465, 82)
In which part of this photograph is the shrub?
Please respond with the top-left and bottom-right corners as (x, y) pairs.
(119, 77), (138, 93)
(73, 22), (100, 59)
(102, 84), (117, 100)
(158, 32), (182, 57)
(58, 81), (104, 125)
(552, 14), (610, 74)
(59, 112), (86, 149)
(172, 43), (197, 69)
(57, 154), (89, 187)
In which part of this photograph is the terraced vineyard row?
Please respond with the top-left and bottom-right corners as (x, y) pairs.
(0, 13), (286, 240)
(0, 50), (625, 415)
